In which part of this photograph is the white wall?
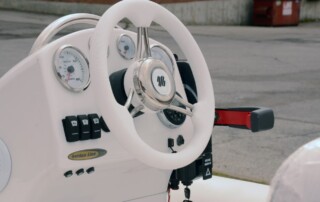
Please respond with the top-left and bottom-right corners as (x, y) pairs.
(300, 0), (320, 20)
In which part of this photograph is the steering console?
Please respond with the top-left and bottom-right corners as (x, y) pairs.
(90, 0), (215, 170)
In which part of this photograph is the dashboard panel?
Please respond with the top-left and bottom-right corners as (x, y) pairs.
(39, 27), (194, 171)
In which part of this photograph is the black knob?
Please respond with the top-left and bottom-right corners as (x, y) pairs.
(86, 167), (95, 174)
(64, 170), (73, 178)
(76, 168), (85, 176)
(177, 135), (185, 146)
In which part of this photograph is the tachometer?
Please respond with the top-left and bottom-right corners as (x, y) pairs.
(151, 45), (174, 73)
(117, 34), (136, 60)
(54, 46), (90, 92)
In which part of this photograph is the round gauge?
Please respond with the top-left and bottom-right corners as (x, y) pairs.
(117, 34), (135, 60)
(157, 94), (186, 129)
(151, 45), (174, 73)
(54, 46), (90, 92)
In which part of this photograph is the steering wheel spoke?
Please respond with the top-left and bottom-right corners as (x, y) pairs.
(167, 105), (192, 117)
(166, 94), (194, 116)
(130, 105), (144, 117)
(136, 27), (151, 60)
(124, 88), (134, 109)
(124, 89), (143, 117)
(174, 94), (194, 110)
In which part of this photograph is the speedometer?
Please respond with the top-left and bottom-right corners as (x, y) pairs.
(151, 45), (174, 73)
(54, 46), (90, 92)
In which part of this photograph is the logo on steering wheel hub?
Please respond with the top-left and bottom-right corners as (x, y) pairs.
(152, 68), (171, 96)
(157, 76), (166, 87)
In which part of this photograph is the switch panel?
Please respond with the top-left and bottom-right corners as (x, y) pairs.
(63, 113), (103, 142)
(202, 153), (213, 180)
(169, 138), (213, 189)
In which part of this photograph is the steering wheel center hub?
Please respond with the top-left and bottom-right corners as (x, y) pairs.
(133, 58), (175, 111)
(151, 68), (171, 96)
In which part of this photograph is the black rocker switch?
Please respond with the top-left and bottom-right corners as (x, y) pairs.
(78, 115), (91, 140)
(63, 116), (80, 142)
(88, 114), (102, 139)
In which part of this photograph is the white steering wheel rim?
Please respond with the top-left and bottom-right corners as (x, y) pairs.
(90, 0), (215, 170)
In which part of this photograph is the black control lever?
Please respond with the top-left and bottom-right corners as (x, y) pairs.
(215, 107), (274, 132)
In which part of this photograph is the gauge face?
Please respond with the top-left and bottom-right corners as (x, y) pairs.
(157, 95), (186, 129)
(54, 46), (90, 92)
(117, 34), (135, 60)
(151, 45), (174, 73)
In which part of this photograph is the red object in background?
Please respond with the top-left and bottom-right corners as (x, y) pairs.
(253, 0), (300, 26)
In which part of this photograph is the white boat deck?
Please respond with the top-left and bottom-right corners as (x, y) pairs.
(171, 176), (269, 202)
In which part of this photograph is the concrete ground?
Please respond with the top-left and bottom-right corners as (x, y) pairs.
(1, 10), (320, 184)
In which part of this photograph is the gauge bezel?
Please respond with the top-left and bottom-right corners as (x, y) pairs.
(150, 44), (175, 74)
(53, 45), (90, 92)
(117, 34), (136, 60)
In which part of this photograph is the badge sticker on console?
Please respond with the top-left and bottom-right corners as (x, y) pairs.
(68, 149), (107, 161)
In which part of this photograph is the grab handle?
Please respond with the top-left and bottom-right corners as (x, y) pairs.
(215, 107), (274, 132)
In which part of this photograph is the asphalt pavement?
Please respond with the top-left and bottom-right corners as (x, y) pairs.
(1, 10), (320, 184)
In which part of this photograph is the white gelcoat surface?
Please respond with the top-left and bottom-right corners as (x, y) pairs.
(0, 27), (173, 202)
(171, 176), (269, 202)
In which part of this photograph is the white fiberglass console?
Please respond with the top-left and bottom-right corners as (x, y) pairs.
(0, 1), (277, 202)
(0, 1), (214, 201)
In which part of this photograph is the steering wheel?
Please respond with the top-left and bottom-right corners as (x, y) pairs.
(90, 0), (215, 170)
(30, 13), (100, 55)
